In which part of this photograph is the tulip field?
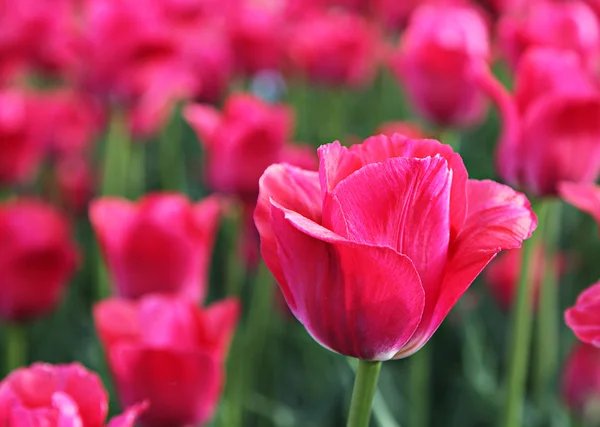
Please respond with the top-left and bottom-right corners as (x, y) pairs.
(3, 0), (600, 426)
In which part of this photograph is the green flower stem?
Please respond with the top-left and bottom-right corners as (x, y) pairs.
(500, 200), (547, 427)
(96, 110), (131, 300)
(159, 106), (185, 192)
(127, 141), (146, 199)
(101, 110), (130, 197)
(534, 199), (562, 411)
(5, 323), (26, 375)
(347, 359), (401, 427)
(223, 203), (245, 298)
(223, 262), (274, 427)
(347, 360), (382, 427)
(408, 344), (431, 427)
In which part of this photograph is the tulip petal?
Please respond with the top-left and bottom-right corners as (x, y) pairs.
(317, 141), (363, 196)
(182, 103), (221, 148)
(109, 347), (222, 427)
(325, 156), (451, 305)
(255, 164), (321, 292)
(88, 198), (136, 264)
(318, 135), (468, 236)
(107, 401), (148, 427)
(566, 282), (600, 346)
(397, 179), (536, 357)
(559, 182), (600, 226)
(94, 299), (140, 348)
(521, 95), (600, 196)
(270, 202), (425, 360)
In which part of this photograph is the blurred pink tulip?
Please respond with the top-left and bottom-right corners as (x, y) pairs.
(389, 3), (492, 128)
(0, 198), (78, 322)
(184, 93), (316, 202)
(498, 0), (600, 72)
(496, 47), (600, 197)
(90, 193), (221, 301)
(94, 295), (239, 427)
(287, 10), (381, 87)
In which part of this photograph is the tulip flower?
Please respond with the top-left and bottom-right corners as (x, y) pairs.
(389, 3), (492, 128)
(36, 89), (104, 156)
(566, 281), (600, 345)
(94, 295), (240, 427)
(496, 47), (600, 197)
(497, 0), (600, 72)
(184, 93), (311, 202)
(484, 245), (563, 311)
(90, 193), (220, 301)
(0, 0), (79, 79)
(0, 90), (44, 187)
(79, 0), (197, 136)
(562, 342), (600, 421)
(228, 3), (286, 75)
(0, 198), (78, 322)
(287, 11), (381, 87)
(254, 133), (537, 361)
(0, 362), (146, 426)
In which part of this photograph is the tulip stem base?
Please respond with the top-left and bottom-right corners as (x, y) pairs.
(5, 323), (26, 375)
(347, 359), (382, 427)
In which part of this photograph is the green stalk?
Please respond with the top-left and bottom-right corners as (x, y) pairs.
(500, 200), (547, 427)
(534, 199), (562, 412)
(101, 110), (131, 196)
(347, 360), (382, 427)
(441, 129), (462, 153)
(159, 106), (186, 191)
(223, 262), (274, 427)
(127, 141), (146, 199)
(347, 359), (401, 427)
(5, 323), (26, 374)
(223, 203), (245, 298)
(96, 110), (131, 300)
(408, 344), (432, 427)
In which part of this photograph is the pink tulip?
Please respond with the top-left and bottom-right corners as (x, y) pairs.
(497, 0), (600, 72)
(0, 198), (78, 322)
(0, 362), (145, 426)
(254, 134), (536, 360)
(287, 11), (381, 87)
(90, 193), (221, 301)
(562, 342), (600, 419)
(566, 281), (600, 346)
(94, 295), (239, 427)
(0, 90), (45, 187)
(389, 3), (492, 127)
(184, 93), (310, 201)
(496, 47), (600, 197)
